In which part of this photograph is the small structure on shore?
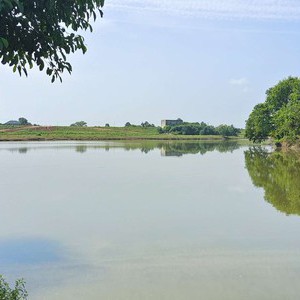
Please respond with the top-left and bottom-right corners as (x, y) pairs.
(161, 118), (183, 128)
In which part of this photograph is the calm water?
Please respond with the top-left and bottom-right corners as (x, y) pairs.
(1, 141), (300, 300)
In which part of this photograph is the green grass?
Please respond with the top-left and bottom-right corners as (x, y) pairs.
(0, 125), (246, 141)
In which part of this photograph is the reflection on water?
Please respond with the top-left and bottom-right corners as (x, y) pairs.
(75, 145), (87, 153)
(245, 147), (300, 216)
(18, 147), (28, 154)
(159, 141), (240, 156)
(1, 141), (300, 300)
(0, 140), (242, 157)
(0, 238), (63, 265)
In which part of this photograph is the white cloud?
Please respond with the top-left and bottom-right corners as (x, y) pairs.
(229, 78), (250, 93)
(106, 0), (300, 21)
(229, 78), (248, 86)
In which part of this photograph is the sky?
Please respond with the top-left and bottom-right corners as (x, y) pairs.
(1, 0), (300, 127)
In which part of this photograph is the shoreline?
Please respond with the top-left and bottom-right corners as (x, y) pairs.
(0, 126), (247, 142)
(0, 137), (246, 142)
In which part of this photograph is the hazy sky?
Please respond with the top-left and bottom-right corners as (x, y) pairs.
(1, 0), (300, 127)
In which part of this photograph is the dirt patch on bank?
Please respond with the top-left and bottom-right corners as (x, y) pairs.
(0, 126), (55, 133)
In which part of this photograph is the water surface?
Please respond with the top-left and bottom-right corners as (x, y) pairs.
(1, 141), (300, 300)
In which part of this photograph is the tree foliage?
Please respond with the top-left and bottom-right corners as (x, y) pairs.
(160, 121), (240, 136)
(245, 103), (273, 143)
(0, 0), (105, 82)
(273, 100), (300, 143)
(245, 77), (300, 143)
(141, 121), (155, 128)
(70, 121), (87, 127)
(0, 275), (28, 300)
(215, 124), (240, 137)
(18, 117), (30, 125)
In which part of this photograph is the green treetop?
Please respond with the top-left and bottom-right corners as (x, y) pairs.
(245, 77), (300, 143)
(0, 0), (105, 82)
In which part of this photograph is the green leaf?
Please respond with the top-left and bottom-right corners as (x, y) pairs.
(0, 37), (9, 48)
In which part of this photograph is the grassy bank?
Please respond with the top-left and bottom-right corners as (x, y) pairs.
(0, 125), (245, 141)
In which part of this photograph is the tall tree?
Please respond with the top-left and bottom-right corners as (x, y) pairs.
(245, 77), (300, 143)
(0, 0), (105, 82)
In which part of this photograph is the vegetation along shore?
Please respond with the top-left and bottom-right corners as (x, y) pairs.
(0, 121), (243, 142)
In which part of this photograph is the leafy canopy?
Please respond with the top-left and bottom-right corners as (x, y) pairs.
(0, 0), (105, 82)
(245, 77), (300, 143)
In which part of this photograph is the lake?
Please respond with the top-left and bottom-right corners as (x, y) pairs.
(1, 141), (300, 300)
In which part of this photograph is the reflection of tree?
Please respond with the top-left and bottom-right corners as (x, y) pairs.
(6, 147), (29, 154)
(245, 147), (300, 215)
(18, 148), (28, 154)
(75, 145), (87, 153)
(121, 141), (241, 156)
(1, 141), (242, 156)
(160, 142), (241, 156)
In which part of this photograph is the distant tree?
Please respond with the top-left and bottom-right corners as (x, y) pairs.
(70, 121), (87, 127)
(105, 123), (110, 127)
(199, 125), (216, 135)
(141, 121), (155, 127)
(18, 117), (30, 125)
(216, 124), (240, 137)
(0, 0), (105, 82)
(0, 275), (28, 300)
(125, 122), (131, 127)
(159, 121), (239, 136)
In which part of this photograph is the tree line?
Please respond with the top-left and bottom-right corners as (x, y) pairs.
(158, 122), (241, 137)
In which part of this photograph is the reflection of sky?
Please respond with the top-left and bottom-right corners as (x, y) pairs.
(0, 238), (63, 265)
(1, 141), (300, 300)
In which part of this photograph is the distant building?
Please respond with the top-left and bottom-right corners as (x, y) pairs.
(161, 118), (183, 128)
(5, 120), (21, 125)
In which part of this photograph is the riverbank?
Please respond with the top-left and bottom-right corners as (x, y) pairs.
(275, 141), (300, 152)
(0, 125), (245, 141)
